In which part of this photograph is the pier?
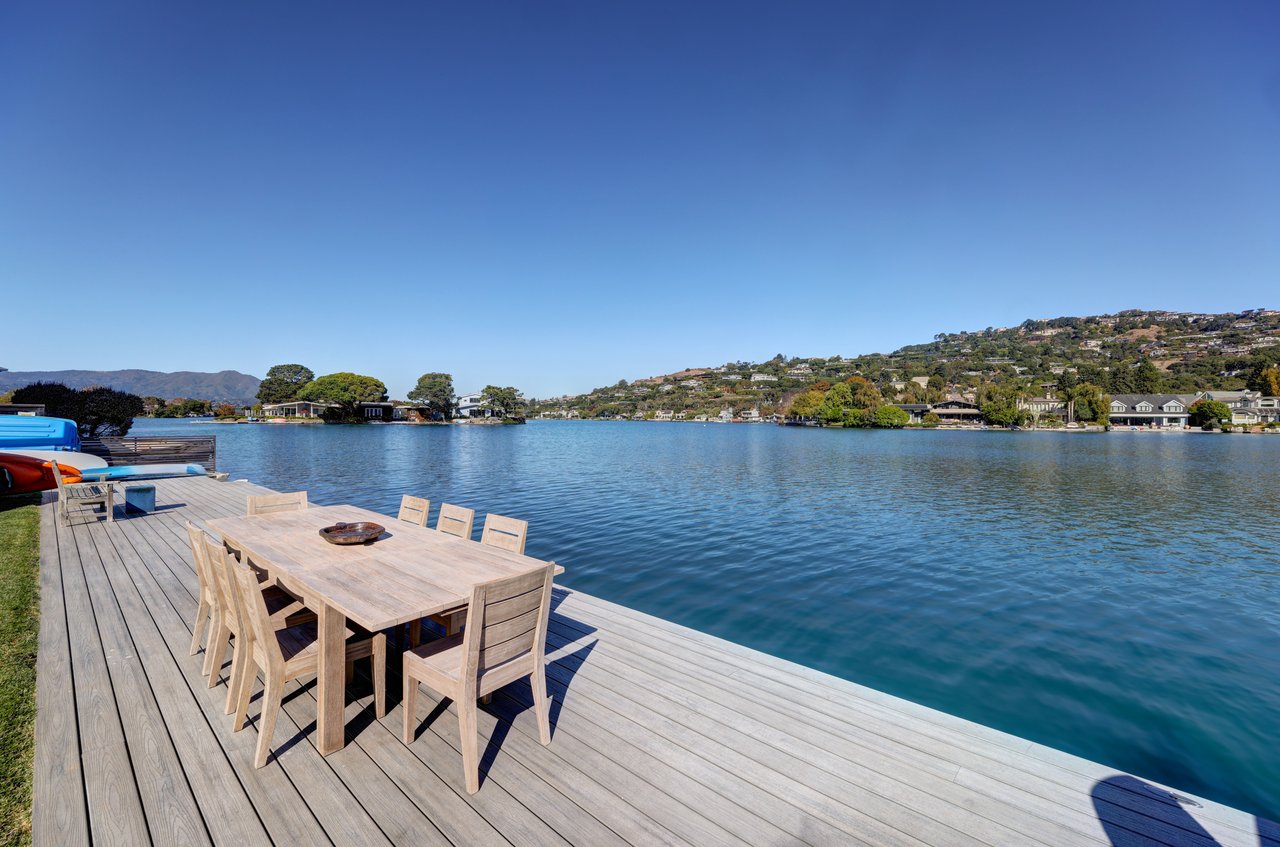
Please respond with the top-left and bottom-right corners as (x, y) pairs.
(33, 475), (1276, 846)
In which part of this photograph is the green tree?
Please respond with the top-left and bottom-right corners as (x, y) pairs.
(817, 383), (853, 424)
(787, 389), (824, 418)
(256, 364), (315, 404)
(213, 402), (238, 418)
(406, 372), (455, 420)
(980, 396), (1026, 427)
(841, 408), (870, 427)
(1132, 358), (1161, 393)
(873, 405), (911, 428)
(78, 387), (144, 438)
(10, 382), (82, 420)
(922, 412), (941, 427)
(480, 385), (527, 420)
(298, 372), (387, 421)
(1068, 383), (1110, 424)
(1189, 399), (1232, 428)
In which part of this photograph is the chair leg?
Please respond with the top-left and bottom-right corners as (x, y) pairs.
(253, 673), (282, 768)
(188, 599), (210, 656)
(373, 634), (386, 719)
(203, 616), (227, 680)
(225, 637), (249, 715)
(233, 664), (256, 732)
(401, 673), (418, 744)
(531, 667), (552, 745)
(458, 697), (480, 794)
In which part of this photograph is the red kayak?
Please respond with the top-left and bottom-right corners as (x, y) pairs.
(0, 453), (82, 496)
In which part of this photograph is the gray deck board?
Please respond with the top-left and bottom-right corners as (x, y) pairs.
(32, 475), (1277, 847)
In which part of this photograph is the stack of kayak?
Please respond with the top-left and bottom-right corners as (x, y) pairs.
(1, 416), (207, 496)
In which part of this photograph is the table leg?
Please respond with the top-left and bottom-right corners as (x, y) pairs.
(317, 603), (347, 755)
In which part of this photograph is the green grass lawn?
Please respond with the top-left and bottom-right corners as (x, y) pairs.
(0, 494), (40, 847)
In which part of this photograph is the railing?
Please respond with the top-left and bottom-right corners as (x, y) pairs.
(82, 436), (216, 470)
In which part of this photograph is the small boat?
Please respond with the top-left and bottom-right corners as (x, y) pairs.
(0, 452), (81, 495)
(0, 416), (81, 451)
(76, 463), (208, 482)
(1, 449), (108, 470)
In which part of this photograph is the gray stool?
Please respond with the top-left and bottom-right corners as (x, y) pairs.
(124, 484), (156, 515)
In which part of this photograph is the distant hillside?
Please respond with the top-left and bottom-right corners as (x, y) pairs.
(0, 369), (261, 403)
(530, 308), (1280, 418)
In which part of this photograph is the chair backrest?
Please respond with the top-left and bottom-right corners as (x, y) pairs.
(247, 491), (308, 516)
(200, 533), (241, 629)
(226, 543), (285, 674)
(49, 460), (67, 494)
(185, 521), (215, 604)
(436, 503), (475, 540)
(480, 513), (528, 555)
(461, 564), (555, 686)
(398, 495), (431, 527)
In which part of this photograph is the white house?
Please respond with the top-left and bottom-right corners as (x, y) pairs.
(750, 373), (778, 383)
(455, 392), (488, 418)
(1108, 395), (1191, 428)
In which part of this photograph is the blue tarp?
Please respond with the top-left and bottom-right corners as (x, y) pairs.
(0, 416), (81, 451)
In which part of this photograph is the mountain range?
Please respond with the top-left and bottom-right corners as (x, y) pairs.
(0, 368), (261, 404)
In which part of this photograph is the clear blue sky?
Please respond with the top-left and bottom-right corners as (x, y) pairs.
(2, 1), (1278, 398)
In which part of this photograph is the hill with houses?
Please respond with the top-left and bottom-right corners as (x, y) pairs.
(528, 308), (1280, 420)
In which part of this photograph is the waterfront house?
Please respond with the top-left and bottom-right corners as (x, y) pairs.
(892, 403), (931, 423)
(1195, 389), (1261, 409)
(455, 392), (489, 418)
(673, 411), (687, 421)
(1022, 396), (1066, 417)
(1107, 394), (1192, 428)
(261, 400), (334, 418)
(740, 407), (761, 422)
(930, 398), (983, 424)
(718, 407), (733, 422)
(693, 413), (709, 422)
(654, 410), (674, 421)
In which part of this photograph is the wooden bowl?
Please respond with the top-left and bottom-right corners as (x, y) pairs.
(318, 522), (385, 545)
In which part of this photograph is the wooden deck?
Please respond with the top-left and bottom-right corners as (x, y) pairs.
(32, 475), (1277, 846)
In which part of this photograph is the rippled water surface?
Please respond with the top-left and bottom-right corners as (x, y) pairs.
(135, 418), (1280, 819)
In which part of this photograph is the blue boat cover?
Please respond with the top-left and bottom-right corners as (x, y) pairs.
(0, 417), (81, 451)
(77, 463), (207, 481)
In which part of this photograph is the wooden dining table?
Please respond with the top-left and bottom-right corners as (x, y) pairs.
(206, 504), (564, 755)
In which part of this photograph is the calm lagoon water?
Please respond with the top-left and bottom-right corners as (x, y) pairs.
(133, 417), (1280, 819)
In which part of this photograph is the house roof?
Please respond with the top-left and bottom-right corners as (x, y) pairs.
(1108, 394), (1190, 412)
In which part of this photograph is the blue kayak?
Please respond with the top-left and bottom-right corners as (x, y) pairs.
(0, 416), (81, 451)
(77, 463), (207, 481)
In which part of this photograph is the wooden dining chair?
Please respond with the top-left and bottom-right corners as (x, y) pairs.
(185, 522), (217, 658)
(228, 551), (387, 768)
(191, 528), (314, 711)
(246, 491), (308, 516)
(402, 564), (555, 793)
(480, 514), (529, 555)
(435, 503), (475, 540)
(398, 495), (431, 527)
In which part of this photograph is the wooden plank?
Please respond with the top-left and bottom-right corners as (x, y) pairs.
(71, 519), (212, 845)
(31, 500), (89, 847)
(556, 591), (1268, 847)
(55, 504), (152, 844)
(91, 513), (274, 846)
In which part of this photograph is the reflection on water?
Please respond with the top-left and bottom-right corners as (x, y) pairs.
(135, 418), (1280, 819)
